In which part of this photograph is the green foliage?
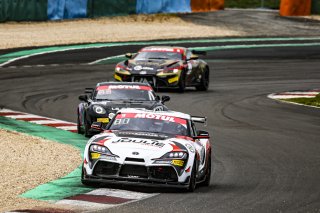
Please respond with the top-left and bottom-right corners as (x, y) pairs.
(225, 0), (280, 9)
(283, 94), (320, 108)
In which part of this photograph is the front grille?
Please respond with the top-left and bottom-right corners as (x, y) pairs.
(93, 161), (120, 176)
(149, 166), (178, 181)
(119, 164), (148, 178)
(125, 157), (145, 162)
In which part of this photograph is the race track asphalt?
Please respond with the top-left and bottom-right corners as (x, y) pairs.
(0, 41), (320, 212)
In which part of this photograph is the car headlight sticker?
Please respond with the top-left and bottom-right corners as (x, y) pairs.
(93, 105), (106, 114)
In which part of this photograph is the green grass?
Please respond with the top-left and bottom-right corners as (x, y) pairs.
(282, 94), (320, 108)
(225, 0), (280, 9)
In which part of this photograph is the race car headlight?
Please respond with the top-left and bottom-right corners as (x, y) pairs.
(90, 144), (112, 155)
(157, 66), (182, 76)
(161, 151), (188, 160)
(93, 105), (106, 114)
(115, 65), (131, 75)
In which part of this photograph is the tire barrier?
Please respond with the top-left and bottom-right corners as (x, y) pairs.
(191, 0), (224, 12)
(280, 0), (311, 16)
(0, 0), (47, 22)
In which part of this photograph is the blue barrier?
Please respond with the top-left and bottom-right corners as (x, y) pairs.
(64, 0), (87, 19)
(48, 0), (65, 20)
(48, 0), (88, 20)
(136, 0), (191, 14)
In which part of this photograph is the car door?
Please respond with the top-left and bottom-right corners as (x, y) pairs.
(185, 50), (200, 85)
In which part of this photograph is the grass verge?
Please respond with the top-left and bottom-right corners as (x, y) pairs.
(282, 94), (320, 108)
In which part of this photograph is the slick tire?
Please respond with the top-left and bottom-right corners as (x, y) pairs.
(84, 114), (91, 138)
(77, 111), (84, 134)
(187, 161), (197, 192)
(178, 72), (186, 93)
(196, 67), (209, 91)
(202, 155), (211, 187)
(81, 165), (96, 187)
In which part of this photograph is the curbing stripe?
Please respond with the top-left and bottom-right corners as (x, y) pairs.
(67, 194), (133, 204)
(56, 199), (115, 209)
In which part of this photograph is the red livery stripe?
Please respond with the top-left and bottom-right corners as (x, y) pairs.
(16, 117), (50, 121)
(0, 112), (25, 116)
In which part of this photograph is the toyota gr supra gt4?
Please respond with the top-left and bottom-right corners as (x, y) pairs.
(77, 82), (170, 137)
(114, 46), (210, 92)
(81, 108), (212, 191)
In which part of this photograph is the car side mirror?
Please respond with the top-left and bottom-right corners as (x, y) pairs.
(125, 53), (133, 59)
(161, 95), (170, 103)
(79, 94), (88, 102)
(194, 130), (210, 139)
(188, 54), (199, 60)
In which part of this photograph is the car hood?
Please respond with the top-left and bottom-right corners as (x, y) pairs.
(127, 59), (180, 74)
(89, 131), (190, 161)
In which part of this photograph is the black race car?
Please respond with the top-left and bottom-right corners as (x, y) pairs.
(114, 46), (210, 92)
(77, 82), (170, 137)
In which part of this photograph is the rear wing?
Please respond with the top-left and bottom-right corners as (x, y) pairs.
(85, 88), (94, 94)
(191, 50), (207, 56)
(191, 116), (207, 126)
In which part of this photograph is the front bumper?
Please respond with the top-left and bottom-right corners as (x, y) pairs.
(83, 161), (190, 189)
(114, 73), (180, 88)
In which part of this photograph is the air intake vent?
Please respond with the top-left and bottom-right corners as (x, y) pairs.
(125, 157), (145, 162)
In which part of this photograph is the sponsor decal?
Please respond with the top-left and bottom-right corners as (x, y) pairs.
(117, 131), (168, 138)
(140, 71), (147, 75)
(142, 48), (184, 53)
(101, 156), (117, 161)
(97, 85), (152, 91)
(112, 138), (165, 148)
(134, 66), (142, 71)
(117, 113), (186, 126)
(153, 160), (171, 164)
(171, 160), (184, 167)
(185, 143), (195, 153)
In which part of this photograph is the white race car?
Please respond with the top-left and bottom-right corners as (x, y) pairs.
(81, 108), (212, 192)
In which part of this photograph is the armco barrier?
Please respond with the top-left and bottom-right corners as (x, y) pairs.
(191, 0), (224, 12)
(136, 0), (191, 14)
(0, 0), (47, 22)
(280, 0), (311, 16)
(87, 0), (136, 17)
(48, 0), (87, 20)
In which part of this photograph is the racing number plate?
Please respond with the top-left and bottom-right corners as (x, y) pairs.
(97, 118), (109, 123)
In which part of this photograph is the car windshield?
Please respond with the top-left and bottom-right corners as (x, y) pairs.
(93, 85), (155, 101)
(109, 113), (189, 136)
(134, 51), (182, 60)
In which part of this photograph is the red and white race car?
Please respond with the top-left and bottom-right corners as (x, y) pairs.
(81, 108), (212, 192)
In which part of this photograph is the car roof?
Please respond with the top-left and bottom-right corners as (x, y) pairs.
(96, 82), (152, 87)
(117, 108), (191, 120)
